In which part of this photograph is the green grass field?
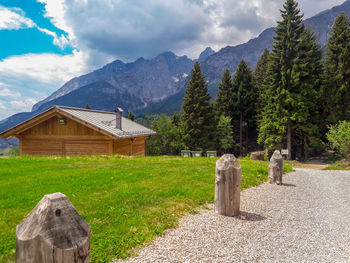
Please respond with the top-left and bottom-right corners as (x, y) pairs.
(0, 155), (293, 262)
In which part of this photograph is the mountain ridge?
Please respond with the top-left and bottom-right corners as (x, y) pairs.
(31, 0), (350, 114)
(1, 0), (350, 142)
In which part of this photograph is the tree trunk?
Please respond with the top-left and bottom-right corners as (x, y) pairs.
(240, 113), (243, 156)
(287, 121), (292, 160)
(215, 154), (241, 216)
(246, 122), (249, 154)
(304, 134), (308, 160)
(16, 193), (90, 263)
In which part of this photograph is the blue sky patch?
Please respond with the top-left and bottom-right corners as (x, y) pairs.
(0, 28), (73, 59)
(0, 0), (74, 58)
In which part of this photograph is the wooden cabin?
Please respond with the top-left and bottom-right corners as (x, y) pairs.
(0, 106), (156, 156)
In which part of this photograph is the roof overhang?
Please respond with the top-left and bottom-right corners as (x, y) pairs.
(0, 106), (115, 139)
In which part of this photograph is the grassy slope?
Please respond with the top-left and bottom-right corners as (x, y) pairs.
(0, 156), (292, 262)
(323, 153), (350, 170)
(323, 162), (350, 170)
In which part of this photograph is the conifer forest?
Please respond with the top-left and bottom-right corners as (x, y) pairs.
(143, 0), (350, 160)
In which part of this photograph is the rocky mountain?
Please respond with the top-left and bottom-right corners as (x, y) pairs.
(198, 47), (215, 62)
(1, 0), (350, 139)
(202, 0), (350, 87)
(33, 52), (194, 111)
(138, 0), (350, 112)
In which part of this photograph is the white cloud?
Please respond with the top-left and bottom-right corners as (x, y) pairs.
(0, 50), (86, 84)
(0, 6), (35, 30)
(0, 51), (87, 120)
(9, 98), (37, 111)
(0, 88), (21, 98)
(35, 0), (345, 64)
(37, 0), (75, 41)
(0, 101), (6, 110)
(37, 27), (69, 49)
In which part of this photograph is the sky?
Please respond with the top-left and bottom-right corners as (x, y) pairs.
(0, 0), (345, 120)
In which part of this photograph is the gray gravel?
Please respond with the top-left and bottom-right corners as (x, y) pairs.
(118, 169), (350, 263)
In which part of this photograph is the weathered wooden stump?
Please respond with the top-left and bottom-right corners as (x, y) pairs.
(250, 151), (265, 161)
(16, 192), (90, 263)
(215, 154), (241, 216)
(268, 150), (284, 185)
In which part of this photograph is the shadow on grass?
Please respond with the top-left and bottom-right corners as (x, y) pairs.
(237, 211), (266, 221)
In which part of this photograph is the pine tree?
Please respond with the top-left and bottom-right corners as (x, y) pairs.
(181, 62), (214, 151)
(128, 111), (135, 121)
(232, 60), (255, 156)
(322, 13), (350, 131)
(291, 26), (323, 158)
(258, 0), (304, 160)
(217, 115), (235, 153)
(254, 49), (270, 116)
(214, 69), (236, 153)
(215, 69), (234, 118)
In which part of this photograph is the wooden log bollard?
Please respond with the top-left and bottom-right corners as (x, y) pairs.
(215, 154), (242, 216)
(16, 192), (90, 263)
(268, 150), (284, 185)
(250, 151), (265, 161)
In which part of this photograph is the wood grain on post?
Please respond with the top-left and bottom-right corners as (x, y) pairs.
(16, 192), (90, 263)
(215, 154), (241, 216)
(268, 150), (284, 185)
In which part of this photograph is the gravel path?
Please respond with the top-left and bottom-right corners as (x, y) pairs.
(119, 169), (350, 263)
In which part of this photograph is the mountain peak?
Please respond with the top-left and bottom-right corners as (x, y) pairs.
(157, 51), (177, 59)
(198, 47), (215, 62)
(135, 57), (146, 63)
(101, 59), (125, 71)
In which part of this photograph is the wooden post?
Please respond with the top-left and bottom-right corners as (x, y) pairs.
(268, 150), (284, 185)
(16, 192), (90, 263)
(215, 154), (241, 216)
(250, 151), (265, 161)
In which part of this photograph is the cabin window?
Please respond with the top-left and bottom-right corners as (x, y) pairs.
(59, 119), (66, 125)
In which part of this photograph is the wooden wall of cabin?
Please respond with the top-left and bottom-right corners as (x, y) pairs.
(113, 137), (146, 156)
(20, 115), (103, 137)
(18, 115), (146, 156)
(19, 115), (110, 156)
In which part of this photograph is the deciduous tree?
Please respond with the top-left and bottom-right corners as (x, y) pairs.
(128, 111), (135, 121)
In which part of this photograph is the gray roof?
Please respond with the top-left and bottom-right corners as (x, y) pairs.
(57, 106), (156, 138)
